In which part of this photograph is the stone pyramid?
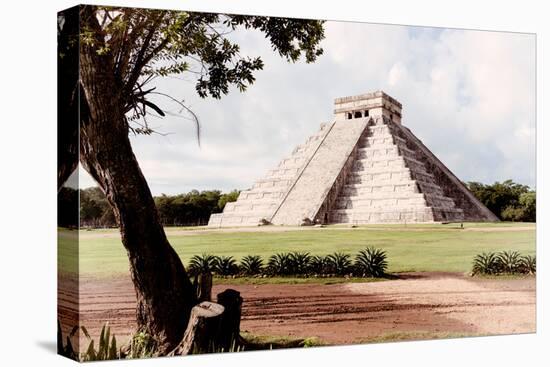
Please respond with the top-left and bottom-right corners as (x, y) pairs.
(208, 91), (498, 227)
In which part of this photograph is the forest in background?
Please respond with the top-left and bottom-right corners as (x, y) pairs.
(57, 179), (535, 228)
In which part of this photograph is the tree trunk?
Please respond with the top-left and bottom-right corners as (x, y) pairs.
(169, 302), (225, 356)
(78, 7), (196, 354)
(216, 289), (243, 351)
(57, 6), (79, 191)
(193, 273), (213, 302)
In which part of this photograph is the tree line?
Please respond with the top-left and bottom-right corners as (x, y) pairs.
(466, 180), (535, 222)
(58, 187), (240, 228)
(58, 179), (535, 228)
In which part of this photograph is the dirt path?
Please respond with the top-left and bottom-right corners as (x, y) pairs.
(58, 272), (535, 350)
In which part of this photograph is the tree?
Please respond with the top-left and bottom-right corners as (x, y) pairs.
(58, 5), (324, 353)
(217, 190), (241, 212)
(467, 180), (535, 222)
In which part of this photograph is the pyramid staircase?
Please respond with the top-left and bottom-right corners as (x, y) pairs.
(328, 118), (464, 224)
(208, 91), (498, 227)
(208, 122), (334, 227)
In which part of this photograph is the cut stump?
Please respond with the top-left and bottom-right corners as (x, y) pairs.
(169, 301), (224, 356)
(216, 289), (243, 351)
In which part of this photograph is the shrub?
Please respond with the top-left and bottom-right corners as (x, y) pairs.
(354, 247), (388, 277)
(309, 255), (329, 275)
(519, 255), (536, 274)
(472, 252), (499, 275)
(472, 251), (535, 276)
(127, 330), (156, 359)
(240, 255), (264, 275)
(289, 252), (312, 275)
(267, 253), (293, 275)
(496, 250), (522, 274)
(82, 323), (119, 361)
(58, 321), (119, 361)
(326, 252), (352, 275)
(57, 320), (78, 360)
(213, 256), (239, 276)
(188, 253), (217, 275)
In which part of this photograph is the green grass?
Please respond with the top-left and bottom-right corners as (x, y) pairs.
(358, 331), (477, 344)
(240, 332), (324, 349)
(59, 222), (535, 278)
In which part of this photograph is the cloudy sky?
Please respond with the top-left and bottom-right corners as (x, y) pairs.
(78, 19), (536, 195)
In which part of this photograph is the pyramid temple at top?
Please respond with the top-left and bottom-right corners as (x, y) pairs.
(208, 91), (498, 227)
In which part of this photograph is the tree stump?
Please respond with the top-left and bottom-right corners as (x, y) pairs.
(169, 301), (225, 356)
(193, 273), (213, 302)
(216, 289), (243, 351)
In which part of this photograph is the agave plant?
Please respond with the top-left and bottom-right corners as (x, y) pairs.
(188, 253), (217, 275)
(240, 255), (264, 275)
(326, 252), (352, 275)
(497, 250), (522, 274)
(519, 254), (536, 275)
(82, 323), (119, 361)
(57, 320), (79, 360)
(289, 252), (312, 275)
(309, 255), (329, 275)
(354, 247), (388, 277)
(267, 253), (292, 275)
(213, 256), (239, 276)
(471, 252), (499, 275)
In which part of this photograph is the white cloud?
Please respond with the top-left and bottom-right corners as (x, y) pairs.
(78, 21), (536, 194)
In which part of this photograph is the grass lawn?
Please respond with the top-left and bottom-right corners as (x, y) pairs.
(59, 222), (535, 277)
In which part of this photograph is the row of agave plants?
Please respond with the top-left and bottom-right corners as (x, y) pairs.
(187, 247), (389, 278)
(472, 250), (536, 276)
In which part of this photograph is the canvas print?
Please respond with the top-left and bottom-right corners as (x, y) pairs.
(57, 4), (536, 362)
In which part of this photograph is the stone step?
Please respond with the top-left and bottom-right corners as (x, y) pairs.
(352, 160), (410, 175)
(229, 203), (279, 212)
(416, 181), (445, 195)
(346, 170), (412, 184)
(271, 119), (368, 225)
(344, 178), (418, 189)
(359, 144), (417, 157)
(253, 178), (294, 189)
(337, 192), (425, 201)
(342, 182), (419, 195)
(267, 167), (301, 177)
(330, 207), (436, 223)
(335, 196), (427, 209)
(367, 125), (391, 135)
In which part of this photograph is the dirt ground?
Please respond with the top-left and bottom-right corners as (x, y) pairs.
(58, 272), (535, 351)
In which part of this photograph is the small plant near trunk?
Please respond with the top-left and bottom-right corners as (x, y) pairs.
(188, 253), (217, 275)
(213, 256), (240, 276)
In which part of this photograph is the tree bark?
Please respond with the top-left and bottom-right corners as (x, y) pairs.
(78, 6), (196, 354)
(193, 273), (213, 302)
(216, 289), (243, 351)
(169, 302), (225, 356)
(57, 6), (80, 191)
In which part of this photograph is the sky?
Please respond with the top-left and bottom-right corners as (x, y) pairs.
(76, 19), (536, 195)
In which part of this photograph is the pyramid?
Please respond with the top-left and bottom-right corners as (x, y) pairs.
(208, 91), (498, 227)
